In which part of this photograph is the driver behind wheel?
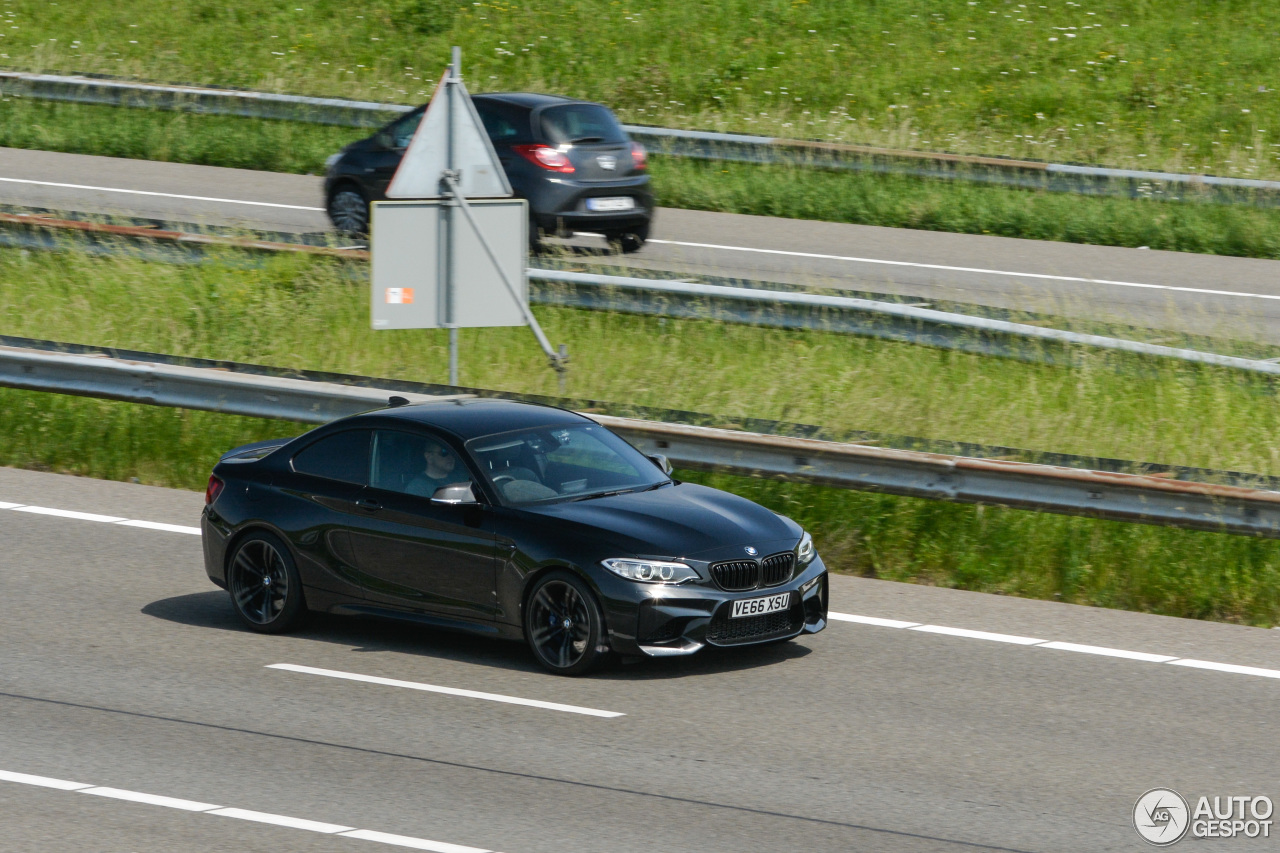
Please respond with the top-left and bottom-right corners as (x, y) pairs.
(405, 439), (462, 498)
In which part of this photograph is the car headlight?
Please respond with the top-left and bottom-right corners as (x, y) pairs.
(324, 153), (343, 171)
(796, 532), (815, 567)
(601, 558), (699, 585)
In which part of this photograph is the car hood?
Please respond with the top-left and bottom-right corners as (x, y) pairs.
(520, 482), (799, 558)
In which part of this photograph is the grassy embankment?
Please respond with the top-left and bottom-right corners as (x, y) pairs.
(4, 245), (1280, 625)
(1, 2), (1280, 255)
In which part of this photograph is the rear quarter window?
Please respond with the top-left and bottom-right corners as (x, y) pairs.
(291, 429), (371, 485)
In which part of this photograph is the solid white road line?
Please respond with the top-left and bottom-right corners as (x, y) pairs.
(1167, 659), (1280, 679)
(0, 176), (325, 211)
(0, 502), (200, 535)
(208, 807), (355, 833)
(829, 609), (1280, 683)
(81, 787), (220, 811)
(909, 624), (1046, 645)
(10, 505), (125, 523)
(828, 613), (920, 629)
(268, 663), (625, 718)
(339, 829), (491, 853)
(647, 238), (1280, 303)
(0, 769), (91, 790)
(1037, 641), (1179, 663)
(0, 768), (500, 851)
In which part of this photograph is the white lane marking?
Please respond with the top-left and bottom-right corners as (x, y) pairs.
(80, 786), (219, 811)
(114, 519), (202, 535)
(828, 613), (920, 629)
(647, 238), (1280, 303)
(1167, 659), (1280, 679)
(0, 502), (199, 534)
(339, 829), (491, 853)
(1, 769), (499, 851)
(0, 769), (91, 790)
(909, 624), (1046, 645)
(1037, 641), (1179, 663)
(831, 609), (1280, 684)
(268, 663), (624, 718)
(209, 807), (355, 833)
(10, 505), (125, 523)
(0, 176), (325, 211)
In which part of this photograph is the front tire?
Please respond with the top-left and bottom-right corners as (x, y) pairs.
(328, 186), (370, 236)
(227, 532), (306, 634)
(524, 571), (607, 676)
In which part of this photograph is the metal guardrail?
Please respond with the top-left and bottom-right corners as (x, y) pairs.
(2, 71), (1277, 203)
(3, 341), (1280, 539)
(2, 210), (1277, 378)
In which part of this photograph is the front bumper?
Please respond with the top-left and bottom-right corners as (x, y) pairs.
(606, 557), (828, 658)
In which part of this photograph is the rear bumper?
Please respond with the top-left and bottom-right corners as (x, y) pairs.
(528, 175), (654, 235)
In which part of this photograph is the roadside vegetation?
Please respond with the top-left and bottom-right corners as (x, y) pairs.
(3, 244), (1280, 625)
(6, 97), (1280, 261)
(2, 0), (1278, 178)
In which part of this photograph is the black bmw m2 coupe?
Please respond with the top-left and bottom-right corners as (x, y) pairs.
(201, 399), (827, 675)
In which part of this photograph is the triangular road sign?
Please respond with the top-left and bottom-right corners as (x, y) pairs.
(386, 70), (513, 199)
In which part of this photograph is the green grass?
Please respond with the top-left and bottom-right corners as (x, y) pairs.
(6, 97), (1280, 261)
(5, 244), (1280, 623)
(2, 0), (1279, 177)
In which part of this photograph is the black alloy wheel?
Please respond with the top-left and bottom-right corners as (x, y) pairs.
(328, 187), (370, 236)
(524, 571), (606, 676)
(227, 532), (305, 633)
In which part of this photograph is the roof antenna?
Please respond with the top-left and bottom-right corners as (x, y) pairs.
(387, 396), (411, 408)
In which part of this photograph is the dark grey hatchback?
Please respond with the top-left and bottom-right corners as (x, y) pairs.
(324, 93), (654, 251)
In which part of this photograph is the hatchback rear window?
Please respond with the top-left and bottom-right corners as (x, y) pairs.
(539, 104), (628, 145)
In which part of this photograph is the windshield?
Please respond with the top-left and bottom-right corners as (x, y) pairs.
(466, 423), (668, 505)
(538, 104), (628, 145)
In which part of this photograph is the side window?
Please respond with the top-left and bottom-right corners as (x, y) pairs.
(475, 103), (519, 143)
(371, 430), (466, 499)
(291, 430), (371, 485)
(388, 111), (423, 149)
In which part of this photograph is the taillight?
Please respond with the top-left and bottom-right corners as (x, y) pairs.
(630, 142), (647, 170)
(512, 144), (576, 173)
(205, 475), (225, 506)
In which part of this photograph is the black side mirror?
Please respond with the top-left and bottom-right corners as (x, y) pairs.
(648, 454), (673, 476)
(431, 482), (480, 505)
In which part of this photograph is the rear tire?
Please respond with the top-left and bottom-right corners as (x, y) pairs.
(328, 186), (370, 236)
(524, 571), (607, 676)
(226, 531), (307, 634)
(608, 224), (648, 254)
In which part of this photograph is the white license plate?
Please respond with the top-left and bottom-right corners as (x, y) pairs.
(586, 196), (635, 212)
(731, 592), (791, 619)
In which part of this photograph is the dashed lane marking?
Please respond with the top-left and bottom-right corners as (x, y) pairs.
(0, 502), (200, 534)
(268, 663), (625, 718)
(0, 176), (325, 211)
(0, 768), (494, 852)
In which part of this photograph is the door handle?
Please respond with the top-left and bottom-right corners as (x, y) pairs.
(356, 497), (382, 511)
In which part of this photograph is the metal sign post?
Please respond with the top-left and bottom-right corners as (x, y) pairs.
(372, 48), (568, 389)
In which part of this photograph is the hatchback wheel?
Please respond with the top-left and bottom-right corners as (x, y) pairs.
(328, 187), (370, 236)
(608, 225), (648, 254)
(524, 571), (606, 676)
(227, 532), (306, 634)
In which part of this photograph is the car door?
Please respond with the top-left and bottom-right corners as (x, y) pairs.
(283, 427), (374, 597)
(350, 428), (500, 619)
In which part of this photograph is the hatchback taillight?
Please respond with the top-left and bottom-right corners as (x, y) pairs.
(205, 475), (225, 506)
(512, 144), (576, 173)
(631, 142), (647, 170)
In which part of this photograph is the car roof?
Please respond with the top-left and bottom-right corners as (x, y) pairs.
(346, 398), (592, 441)
(472, 92), (584, 110)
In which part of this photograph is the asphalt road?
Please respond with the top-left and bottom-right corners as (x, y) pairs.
(3, 147), (1280, 344)
(3, 465), (1279, 852)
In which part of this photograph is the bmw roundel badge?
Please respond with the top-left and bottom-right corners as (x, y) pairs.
(744, 546), (758, 556)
